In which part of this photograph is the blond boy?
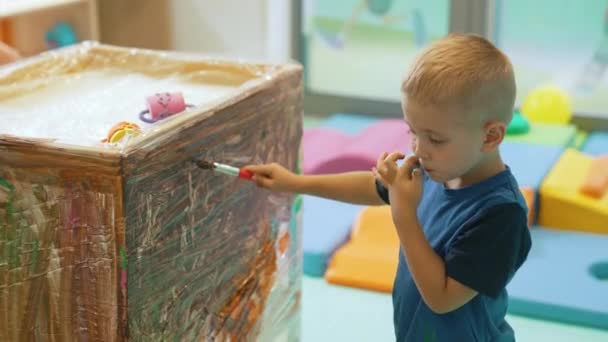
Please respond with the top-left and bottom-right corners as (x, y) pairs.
(246, 34), (531, 341)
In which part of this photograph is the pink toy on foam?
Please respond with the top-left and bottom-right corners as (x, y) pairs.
(303, 119), (412, 175)
(139, 92), (194, 123)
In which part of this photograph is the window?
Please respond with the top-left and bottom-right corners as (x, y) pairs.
(301, 0), (451, 103)
(493, 0), (608, 116)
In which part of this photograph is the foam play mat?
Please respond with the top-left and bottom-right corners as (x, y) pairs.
(504, 122), (577, 147)
(303, 119), (411, 175)
(302, 195), (364, 277)
(581, 131), (608, 156)
(507, 227), (608, 330)
(320, 112), (381, 134)
(325, 205), (399, 292)
(500, 141), (565, 190)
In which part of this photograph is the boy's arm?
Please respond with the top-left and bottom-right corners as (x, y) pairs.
(244, 163), (386, 206)
(295, 171), (386, 205)
(394, 214), (478, 314)
(394, 203), (530, 314)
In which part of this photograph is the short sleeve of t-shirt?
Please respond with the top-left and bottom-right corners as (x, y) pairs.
(375, 179), (390, 204)
(444, 203), (531, 298)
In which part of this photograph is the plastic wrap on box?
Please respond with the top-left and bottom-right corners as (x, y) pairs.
(0, 42), (303, 341)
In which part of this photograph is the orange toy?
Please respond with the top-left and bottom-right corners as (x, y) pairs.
(325, 205), (399, 293)
(102, 121), (142, 144)
(579, 156), (608, 199)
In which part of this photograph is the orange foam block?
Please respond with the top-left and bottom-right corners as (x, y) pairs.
(520, 187), (535, 227)
(579, 156), (608, 199)
(325, 206), (399, 293)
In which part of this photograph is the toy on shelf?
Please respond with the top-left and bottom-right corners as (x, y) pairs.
(521, 84), (572, 124)
(46, 22), (77, 48)
(139, 92), (194, 123)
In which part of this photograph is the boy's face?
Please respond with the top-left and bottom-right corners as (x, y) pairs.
(402, 97), (489, 184)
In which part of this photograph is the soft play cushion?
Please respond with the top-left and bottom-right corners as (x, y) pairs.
(303, 120), (411, 175)
(504, 122), (576, 147)
(500, 141), (564, 190)
(579, 156), (608, 199)
(506, 111), (530, 135)
(302, 195), (363, 277)
(539, 149), (608, 234)
(581, 131), (608, 156)
(325, 206), (399, 293)
(520, 187), (535, 227)
(507, 227), (608, 330)
(321, 112), (380, 134)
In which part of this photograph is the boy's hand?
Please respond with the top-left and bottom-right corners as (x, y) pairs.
(373, 151), (405, 187)
(373, 153), (424, 220)
(243, 163), (299, 193)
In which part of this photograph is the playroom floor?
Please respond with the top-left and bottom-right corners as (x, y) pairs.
(300, 115), (608, 341)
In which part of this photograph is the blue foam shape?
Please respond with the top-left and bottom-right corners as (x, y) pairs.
(501, 141), (564, 189)
(302, 195), (363, 277)
(507, 227), (608, 330)
(321, 113), (380, 135)
(582, 131), (608, 157)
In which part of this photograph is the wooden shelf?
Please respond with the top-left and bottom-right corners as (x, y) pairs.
(0, 0), (98, 57)
(0, 0), (89, 19)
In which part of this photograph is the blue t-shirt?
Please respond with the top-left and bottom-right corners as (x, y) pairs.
(376, 167), (531, 341)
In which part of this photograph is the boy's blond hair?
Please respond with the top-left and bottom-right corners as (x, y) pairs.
(402, 33), (516, 124)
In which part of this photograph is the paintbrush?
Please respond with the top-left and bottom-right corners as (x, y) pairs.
(194, 159), (254, 180)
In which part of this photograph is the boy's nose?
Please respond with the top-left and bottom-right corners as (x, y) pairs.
(412, 141), (429, 159)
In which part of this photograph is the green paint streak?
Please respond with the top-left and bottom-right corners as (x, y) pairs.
(0, 178), (14, 191)
(0, 178), (21, 267)
(120, 246), (127, 269)
(293, 195), (303, 214)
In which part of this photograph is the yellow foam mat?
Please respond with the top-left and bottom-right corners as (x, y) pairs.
(539, 149), (608, 234)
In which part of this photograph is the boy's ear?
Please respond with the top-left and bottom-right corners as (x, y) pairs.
(481, 121), (506, 152)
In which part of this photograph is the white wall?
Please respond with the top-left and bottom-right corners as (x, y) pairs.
(169, 0), (293, 62)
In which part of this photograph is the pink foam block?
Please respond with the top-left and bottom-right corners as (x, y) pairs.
(303, 119), (411, 175)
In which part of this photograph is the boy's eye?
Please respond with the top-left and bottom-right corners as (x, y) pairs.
(429, 137), (444, 144)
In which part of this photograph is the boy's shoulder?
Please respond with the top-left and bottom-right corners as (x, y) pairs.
(423, 167), (526, 211)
